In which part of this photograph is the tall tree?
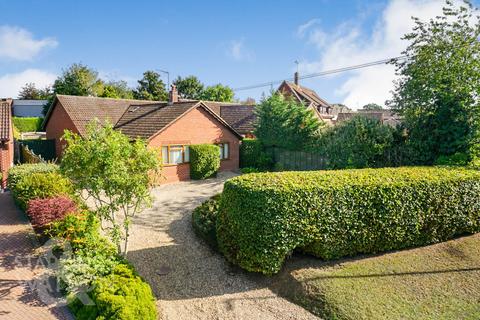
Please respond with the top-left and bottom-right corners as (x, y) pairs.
(200, 84), (234, 102)
(255, 93), (322, 150)
(173, 76), (204, 99)
(53, 63), (104, 97)
(18, 83), (52, 100)
(362, 103), (383, 111)
(133, 71), (168, 101)
(100, 80), (134, 99)
(388, 0), (480, 164)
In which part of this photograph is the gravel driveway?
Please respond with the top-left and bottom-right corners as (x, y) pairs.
(127, 172), (318, 320)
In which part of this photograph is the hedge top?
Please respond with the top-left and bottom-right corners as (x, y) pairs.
(227, 166), (480, 191)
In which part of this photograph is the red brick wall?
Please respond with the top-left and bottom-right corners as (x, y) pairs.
(45, 102), (79, 158)
(149, 106), (240, 183)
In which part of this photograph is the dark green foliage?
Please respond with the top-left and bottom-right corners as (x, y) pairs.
(12, 117), (43, 132)
(189, 144), (220, 180)
(217, 167), (480, 275)
(173, 75), (204, 100)
(240, 167), (260, 174)
(18, 139), (56, 162)
(100, 81), (134, 99)
(7, 163), (58, 191)
(11, 171), (74, 211)
(68, 264), (157, 320)
(362, 103), (383, 110)
(18, 82), (52, 100)
(389, 1), (480, 164)
(192, 194), (221, 249)
(255, 93), (321, 151)
(435, 152), (469, 166)
(133, 70), (168, 101)
(239, 139), (273, 170)
(317, 116), (396, 169)
(200, 84), (234, 102)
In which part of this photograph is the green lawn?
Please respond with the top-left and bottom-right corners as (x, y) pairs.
(282, 234), (480, 320)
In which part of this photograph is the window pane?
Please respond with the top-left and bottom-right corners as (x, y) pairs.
(219, 144), (224, 159)
(162, 146), (169, 164)
(170, 149), (183, 164)
(184, 146), (190, 162)
(224, 143), (229, 159)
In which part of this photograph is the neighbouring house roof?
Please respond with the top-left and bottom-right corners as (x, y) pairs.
(0, 99), (12, 142)
(279, 81), (332, 110)
(115, 101), (243, 140)
(43, 95), (159, 136)
(218, 105), (256, 135)
(336, 112), (384, 123)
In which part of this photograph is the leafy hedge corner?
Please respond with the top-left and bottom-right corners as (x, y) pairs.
(11, 171), (74, 211)
(7, 163), (59, 191)
(12, 117), (43, 133)
(239, 139), (273, 170)
(68, 264), (157, 320)
(190, 144), (220, 180)
(217, 167), (480, 275)
(192, 194), (221, 250)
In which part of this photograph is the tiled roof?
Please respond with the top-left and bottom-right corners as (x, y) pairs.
(44, 95), (159, 136)
(283, 81), (331, 109)
(219, 105), (256, 135)
(0, 99), (12, 141)
(115, 101), (198, 139)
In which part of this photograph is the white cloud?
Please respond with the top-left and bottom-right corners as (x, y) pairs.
(227, 39), (254, 62)
(0, 26), (58, 61)
(297, 0), (457, 109)
(296, 18), (321, 38)
(0, 69), (57, 98)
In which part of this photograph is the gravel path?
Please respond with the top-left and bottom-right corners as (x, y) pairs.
(127, 172), (318, 320)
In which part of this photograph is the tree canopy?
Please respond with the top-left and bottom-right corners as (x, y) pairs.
(133, 71), (168, 101)
(53, 63), (104, 97)
(100, 80), (134, 99)
(254, 93), (322, 151)
(362, 103), (383, 111)
(389, 0), (480, 164)
(173, 76), (204, 99)
(200, 84), (234, 102)
(18, 83), (52, 100)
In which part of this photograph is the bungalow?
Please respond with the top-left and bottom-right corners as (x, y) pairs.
(43, 87), (243, 183)
(277, 72), (334, 125)
(0, 99), (14, 189)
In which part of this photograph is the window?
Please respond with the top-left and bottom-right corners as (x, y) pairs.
(218, 143), (229, 160)
(161, 145), (190, 165)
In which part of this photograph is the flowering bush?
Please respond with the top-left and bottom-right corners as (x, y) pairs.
(26, 196), (78, 227)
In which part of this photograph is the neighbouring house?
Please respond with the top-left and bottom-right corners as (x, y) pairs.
(277, 72), (334, 125)
(44, 87), (243, 183)
(0, 99), (14, 189)
(12, 99), (47, 117)
(206, 102), (256, 138)
(336, 110), (402, 127)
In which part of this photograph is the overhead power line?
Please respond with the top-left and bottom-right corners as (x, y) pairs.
(233, 55), (408, 92)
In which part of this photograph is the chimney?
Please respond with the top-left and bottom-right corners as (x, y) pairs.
(294, 71), (299, 85)
(169, 84), (178, 104)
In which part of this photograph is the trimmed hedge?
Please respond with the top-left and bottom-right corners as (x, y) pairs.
(190, 144), (220, 180)
(192, 194), (221, 249)
(239, 139), (272, 170)
(12, 117), (43, 133)
(217, 167), (480, 275)
(8, 163), (58, 191)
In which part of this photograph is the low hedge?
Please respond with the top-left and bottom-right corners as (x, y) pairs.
(217, 167), (480, 275)
(192, 194), (221, 249)
(8, 163), (58, 191)
(12, 117), (43, 133)
(190, 144), (220, 180)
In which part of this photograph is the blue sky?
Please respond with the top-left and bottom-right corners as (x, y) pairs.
(0, 0), (477, 108)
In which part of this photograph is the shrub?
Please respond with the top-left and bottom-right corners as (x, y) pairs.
(192, 194), (221, 249)
(68, 264), (157, 320)
(7, 163), (58, 191)
(12, 171), (74, 211)
(240, 167), (260, 174)
(26, 196), (78, 227)
(239, 139), (273, 170)
(435, 152), (469, 166)
(12, 117), (43, 133)
(217, 167), (480, 275)
(189, 144), (220, 180)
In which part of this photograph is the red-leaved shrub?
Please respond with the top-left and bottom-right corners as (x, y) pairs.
(26, 196), (78, 227)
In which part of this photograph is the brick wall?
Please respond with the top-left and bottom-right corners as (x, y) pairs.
(45, 102), (79, 158)
(149, 106), (240, 183)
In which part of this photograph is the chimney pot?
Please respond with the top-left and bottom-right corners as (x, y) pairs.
(169, 84), (178, 104)
(294, 72), (299, 85)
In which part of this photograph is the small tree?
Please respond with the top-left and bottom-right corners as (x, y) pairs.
(134, 70), (168, 101)
(200, 84), (234, 102)
(255, 93), (322, 150)
(60, 121), (160, 255)
(18, 83), (53, 100)
(173, 76), (204, 100)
